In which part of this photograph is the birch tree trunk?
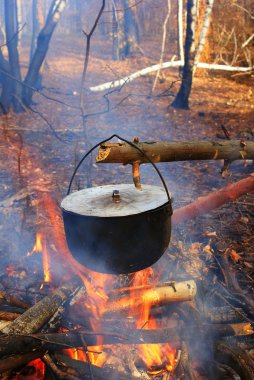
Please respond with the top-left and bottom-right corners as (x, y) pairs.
(171, 0), (197, 109)
(193, 0), (214, 74)
(22, 0), (67, 106)
(178, 0), (184, 63)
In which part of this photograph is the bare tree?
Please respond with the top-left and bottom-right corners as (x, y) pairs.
(171, 0), (197, 110)
(0, 0), (66, 113)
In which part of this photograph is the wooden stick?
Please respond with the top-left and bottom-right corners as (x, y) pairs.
(172, 174), (254, 224)
(104, 280), (197, 315)
(1, 277), (81, 334)
(96, 140), (254, 164)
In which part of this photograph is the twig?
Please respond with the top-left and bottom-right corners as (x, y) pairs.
(152, 0), (171, 92)
(0, 23), (27, 49)
(0, 68), (79, 111)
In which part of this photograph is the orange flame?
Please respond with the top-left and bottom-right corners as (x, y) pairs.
(130, 268), (177, 373)
(28, 232), (51, 283)
(12, 359), (45, 380)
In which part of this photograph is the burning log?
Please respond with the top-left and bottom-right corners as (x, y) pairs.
(0, 352), (44, 373)
(96, 140), (254, 164)
(104, 280), (197, 315)
(0, 323), (180, 357)
(55, 353), (156, 380)
(172, 174), (254, 224)
(1, 322), (251, 358)
(1, 277), (82, 334)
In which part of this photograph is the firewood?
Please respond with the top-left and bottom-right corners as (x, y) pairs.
(0, 322), (180, 357)
(104, 280), (197, 315)
(209, 323), (253, 338)
(1, 277), (82, 334)
(173, 174), (254, 224)
(205, 306), (248, 323)
(0, 352), (44, 374)
(0, 291), (30, 310)
(215, 342), (254, 380)
(0, 312), (20, 321)
(96, 140), (254, 164)
(55, 353), (145, 380)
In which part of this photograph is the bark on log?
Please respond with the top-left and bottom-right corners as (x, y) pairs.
(96, 140), (254, 164)
(104, 280), (197, 315)
(172, 173), (254, 224)
(1, 277), (81, 334)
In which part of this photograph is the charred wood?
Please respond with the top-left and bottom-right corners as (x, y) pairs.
(0, 324), (180, 357)
(215, 342), (254, 380)
(0, 352), (44, 374)
(205, 306), (248, 324)
(1, 277), (81, 334)
(55, 353), (147, 380)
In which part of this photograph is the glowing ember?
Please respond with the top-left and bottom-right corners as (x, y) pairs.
(12, 359), (45, 380)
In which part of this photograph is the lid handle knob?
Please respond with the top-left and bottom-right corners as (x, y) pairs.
(112, 190), (121, 203)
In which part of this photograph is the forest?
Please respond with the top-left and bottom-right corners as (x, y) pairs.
(0, 1), (253, 379)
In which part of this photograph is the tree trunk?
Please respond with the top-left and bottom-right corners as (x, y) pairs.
(177, 0), (184, 63)
(193, 0), (214, 74)
(30, 0), (45, 62)
(4, 0), (23, 112)
(120, 0), (140, 59)
(22, 0), (67, 106)
(171, 0), (197, 109)
(112, 0), (120, 61)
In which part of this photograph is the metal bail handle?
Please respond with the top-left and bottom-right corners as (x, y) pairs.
(67, 134), (171, 203)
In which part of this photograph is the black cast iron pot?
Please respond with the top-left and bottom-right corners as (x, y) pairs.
(61, 135), (173, 275)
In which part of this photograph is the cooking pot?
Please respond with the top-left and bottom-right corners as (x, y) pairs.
(61, 135), (173, 274)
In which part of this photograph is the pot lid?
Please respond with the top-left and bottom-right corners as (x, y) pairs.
(61, 184), (169, 217)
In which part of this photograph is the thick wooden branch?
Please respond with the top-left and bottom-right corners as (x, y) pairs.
(89, 61), (253, 92)
(1, 277), (81, 334)
(0, 322), (252, 358)
(96, 140), (254, 164)
(173, 173), (254, 224)
(104, 280), (197, 315)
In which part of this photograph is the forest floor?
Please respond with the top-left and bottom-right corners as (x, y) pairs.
(0, 35), (253, 341)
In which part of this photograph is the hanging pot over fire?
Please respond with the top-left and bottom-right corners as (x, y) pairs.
(61, 135), (173, 274)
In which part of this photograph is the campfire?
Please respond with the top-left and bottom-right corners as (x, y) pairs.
(0, 135), (253, 380)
